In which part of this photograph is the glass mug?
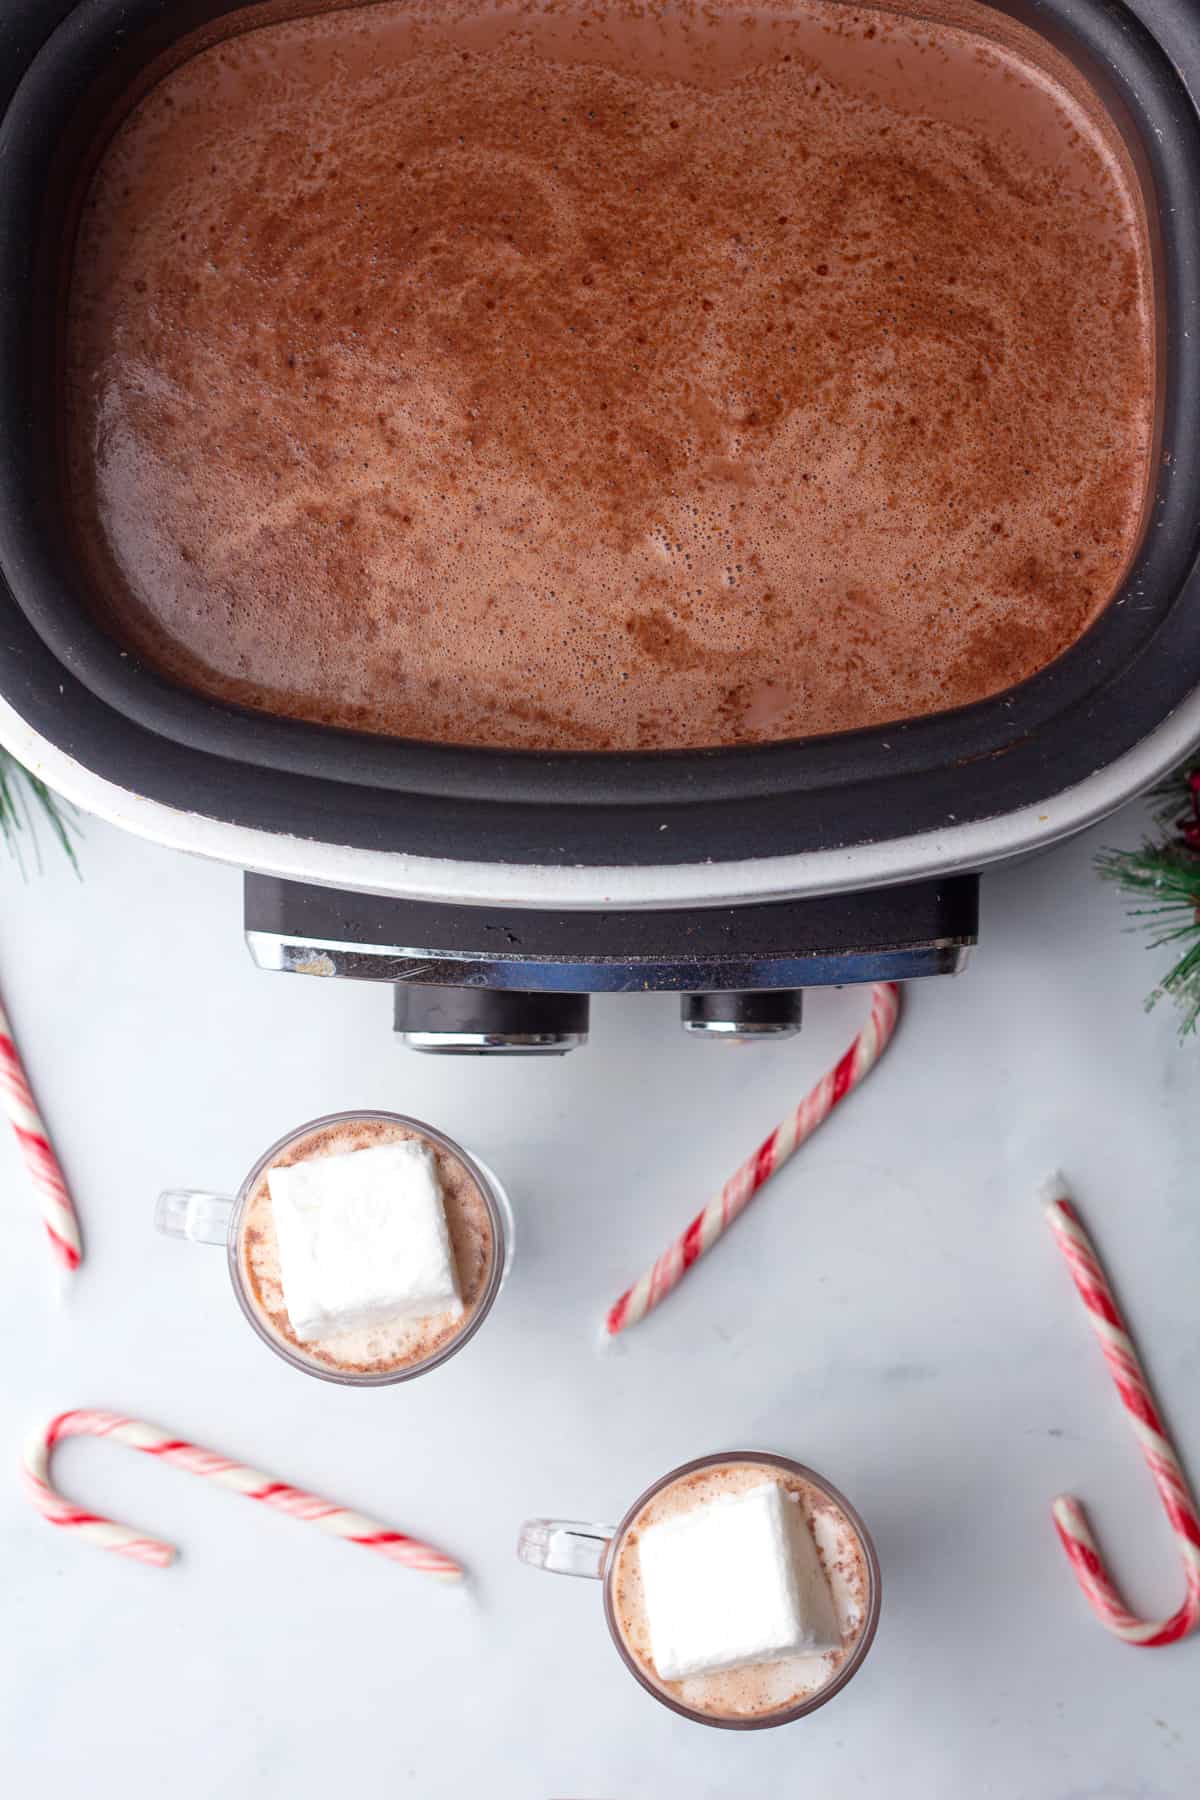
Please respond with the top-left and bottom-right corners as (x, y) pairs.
(518, 1451), (881, 1730)
(155, 1109), (513, 1386)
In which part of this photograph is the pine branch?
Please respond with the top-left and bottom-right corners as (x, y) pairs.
(1097, 836), (1200, 1034)
(1149, 766), (1200, 830)
(0, 749), (79, 875)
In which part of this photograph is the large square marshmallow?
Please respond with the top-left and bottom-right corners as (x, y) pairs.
(267, 1140), (463, 1342)
(637, 1480), (840, 1681)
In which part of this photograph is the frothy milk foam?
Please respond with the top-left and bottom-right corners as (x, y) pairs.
(238, 1117), (495, 1376)
(65, 0), (1154, 751)
(610, 1460), (870, 1719)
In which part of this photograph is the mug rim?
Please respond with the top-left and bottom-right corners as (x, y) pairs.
(600, 1450), (882, 1730)
(226, 1108), (510, 1387)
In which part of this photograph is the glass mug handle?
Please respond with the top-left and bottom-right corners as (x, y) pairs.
(155, 1189), (235, 1246)
(517, 1518), (617, 1580)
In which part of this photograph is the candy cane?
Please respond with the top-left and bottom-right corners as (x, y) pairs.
(1044, 1177), (1200, 1646)
(23, 1410), (463, 1580)
(0, 992), (82, 1275)
(604, 982), (901, 1338)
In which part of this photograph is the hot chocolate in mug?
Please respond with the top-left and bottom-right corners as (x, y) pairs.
(519, 1450), (880, 1729)
(156, 1109), (512, 1386)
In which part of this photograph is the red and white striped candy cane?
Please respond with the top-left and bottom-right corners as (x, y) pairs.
(1044, 1177), (1200, 1647)
(0, 991), (82, 1275)
(23, 1409), (463, 1581)
(604, 981), (901, 1338)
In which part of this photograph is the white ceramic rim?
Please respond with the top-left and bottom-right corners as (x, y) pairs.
(2, 685), (1198, 909)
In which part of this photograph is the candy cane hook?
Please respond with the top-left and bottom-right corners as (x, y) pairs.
(23, 1410), (463, 1580)
(1043, 1178), (1200, 1646)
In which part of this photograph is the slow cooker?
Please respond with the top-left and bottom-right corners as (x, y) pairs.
(0, 0), (1197, 1051)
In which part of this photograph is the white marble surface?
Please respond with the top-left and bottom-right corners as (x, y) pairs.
(1, 805), (1197, 1798)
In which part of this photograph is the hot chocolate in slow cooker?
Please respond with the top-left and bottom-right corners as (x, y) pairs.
(0, 0), (1197, 1051)
(62, 0), (1155, 756)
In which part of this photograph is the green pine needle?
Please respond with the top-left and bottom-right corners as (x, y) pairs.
(1148, 764), (1200, 830)
(1097, 832), (1200, 1034)
(0, 749), (79, 876)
